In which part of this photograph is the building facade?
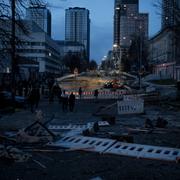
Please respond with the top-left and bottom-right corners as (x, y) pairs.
(148, 0), (180, 80)
(0, 20), (63, 78)
(148, 28), (179, 80)
(26, 5), (52, 37)
(55, 40), (85, 58)
(65, 7), (90, 61)
(113, 0), (148, 70)
(162, 0), (180, 29)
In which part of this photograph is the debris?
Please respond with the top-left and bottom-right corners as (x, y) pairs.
(144, 118), (154, 129)
(48, 135), (180, 162)
(16, 112), (56, 144)
(102, 115), (116, 125)
(82, 122), (99, 136)
(33, 159), (47, 169)
(16, 130), (41, 143)
(90, 176), (103, 180)
(0, 145), (31, 162)
(93, 102), (117, 116)
(155, 117), (168, 128)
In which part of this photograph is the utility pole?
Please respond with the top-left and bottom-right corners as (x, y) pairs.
(11, 0), (16, 108)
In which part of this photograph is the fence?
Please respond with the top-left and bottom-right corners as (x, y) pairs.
(65, 89), (129, 99)
(117, 97), (144, 114)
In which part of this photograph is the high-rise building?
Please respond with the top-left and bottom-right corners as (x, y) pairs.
(26, 5), (52, 37)
(65, 7), (90, 61)
(162, 0), (180, 29)
(114, 0), (148, 48)
(113, 0), (148, 70)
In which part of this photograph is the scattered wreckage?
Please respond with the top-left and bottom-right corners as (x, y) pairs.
(0, 107), (180, 166)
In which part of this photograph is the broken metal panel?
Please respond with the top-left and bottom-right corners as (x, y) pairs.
(47, 135), (116, 153)
(48, 135), (180, 162)
(48, 124), (90, 130)
(105, 141), (180, 162)
(48, 121), (109, 131)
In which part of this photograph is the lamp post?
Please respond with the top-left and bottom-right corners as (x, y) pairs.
(138, 23), (143, 90)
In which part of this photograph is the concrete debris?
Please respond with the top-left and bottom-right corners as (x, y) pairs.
(101, 115), (116, 125)
(144, 117), (168, 130)
(0, 145), (31, 162)
(145, 118), (154, 129)
(16, 130), (41, 143)
(90, 177), (103, 180)
(156, 117), (168, 128)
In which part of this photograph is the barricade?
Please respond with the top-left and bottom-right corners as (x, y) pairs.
(105, 141), (180, 162)
(65, 90), (128, 99)
(117, 98), (144, 114)
(48, 135), (116, 153)
(48, 135), (180, 162)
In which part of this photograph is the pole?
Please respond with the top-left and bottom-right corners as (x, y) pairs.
(139, 34), (142, 89)
(11, 0), (16, 109)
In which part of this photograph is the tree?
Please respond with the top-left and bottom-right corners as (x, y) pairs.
(127, 34), (148, 73)
(63, 51), (82, 73)
(0, 0), (50, 107)
(89, 60), (97, 70)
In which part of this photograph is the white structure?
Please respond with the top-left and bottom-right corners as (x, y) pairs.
(117, 97), (144, 114)
(26, 5), (52, 37)
(65, 7), (90, 61)
(0, 20), (63, 76)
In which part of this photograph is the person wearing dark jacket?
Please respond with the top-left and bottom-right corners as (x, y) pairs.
(69, 92), (75, 112)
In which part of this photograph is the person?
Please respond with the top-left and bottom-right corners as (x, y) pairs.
(28, 88), (36, 113)
(78, 87), (82, 99)
(94, 89), (99, 99)
(69, 92), (76, 112)
(58, 87), (62, 103)
(61, 90), (68, 112)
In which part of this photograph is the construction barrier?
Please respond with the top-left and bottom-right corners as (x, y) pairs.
(117, 98), (144, 115)
(65, 90), (128, 99)
(105, 141), (180, 162)
(48, 121), (109, 131)
(48, 135), (116, 153)
(47, 135), (180, 162)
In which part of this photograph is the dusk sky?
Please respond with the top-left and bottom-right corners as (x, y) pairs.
(49, 0), (161, 63)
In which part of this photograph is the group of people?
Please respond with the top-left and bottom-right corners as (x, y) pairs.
(60, 90), (76, 112)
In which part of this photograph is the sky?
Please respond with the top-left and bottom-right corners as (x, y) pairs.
(48, 0), (161, 64)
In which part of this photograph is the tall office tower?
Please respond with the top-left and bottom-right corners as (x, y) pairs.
(114, 0), (148, 49)
(113, 0), (148, 70)
(26, 5), (52, 37)
(65, 7), (90, 61)
(162, 0), (180, 29)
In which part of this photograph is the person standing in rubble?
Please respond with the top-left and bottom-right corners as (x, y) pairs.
(94, 89), (99, 99)
(61, 90), (68, 112)
(78, 87), (82, 99)
(69, 92), (76, 112)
